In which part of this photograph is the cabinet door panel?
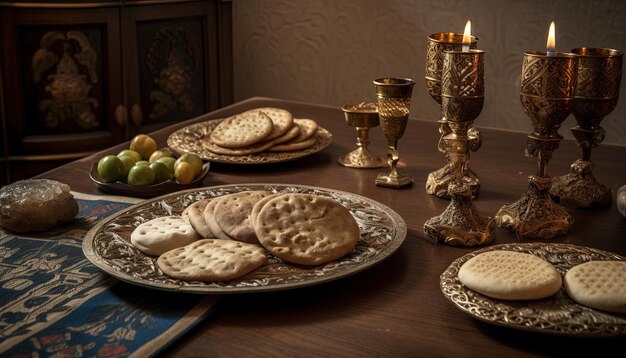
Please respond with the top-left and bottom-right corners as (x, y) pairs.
(1, 7), (123, 155)
(124, 1), (221, 134)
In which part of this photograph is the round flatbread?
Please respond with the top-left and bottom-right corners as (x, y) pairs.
(130, 216), (200, 256)
(255, 193), (360, 266)
(214, 191), (273, 244)
(249, 193), (284, 231)
(183, 199), (215, 239)
(203, 138), (275, 156)
(292, 119), (318, 142)
(204, 199), (233, 241)
(210, 110), (273, 148)
(157, 239), (267, 282)
(269, 136), (317, 152)
(564, 260), (626, 313)
(258, 107), (293, 141)
(458, 250), (562, 300)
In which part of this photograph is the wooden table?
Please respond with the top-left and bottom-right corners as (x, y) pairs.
(40, 97), (626, 357)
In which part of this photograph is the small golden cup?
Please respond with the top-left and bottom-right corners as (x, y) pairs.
(338, 103), (386, 168)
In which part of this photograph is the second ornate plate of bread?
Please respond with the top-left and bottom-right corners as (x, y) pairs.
(167, 108), (332, 164)
(82, 183), (406, 294)
(441, 243), (626, 337)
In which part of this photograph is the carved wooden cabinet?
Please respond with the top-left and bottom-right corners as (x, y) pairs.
(0, 0), (232, 184)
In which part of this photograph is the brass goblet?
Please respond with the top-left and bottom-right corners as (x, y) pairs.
(425, 33), (480, 199)
(551, 48), (623, 207)
(424, 50), (494, 246)
(338, 103), (386, 168)
(373, 77), (416, 188)
(495, 52), (578, 239)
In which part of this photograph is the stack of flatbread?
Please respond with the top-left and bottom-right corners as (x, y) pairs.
(129, 191), (360, 282)
(203, 108), (319, 156)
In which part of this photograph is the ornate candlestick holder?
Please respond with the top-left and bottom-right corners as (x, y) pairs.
(338, 103), (386, 168)
(425, 33), (481, 199)
(424, 49), (494, 246)
(550, 48), (623, 208)
(495, 52), (578, 239)
(373, 78), (416, 188)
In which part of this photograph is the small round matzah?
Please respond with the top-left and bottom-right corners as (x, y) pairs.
(254, 193), (360, 265)
(458, 250), (562, 300)
(204, 199), (233, 241)
(269, 137), (317, 152)
(250, 193), (284, 230)
(292, 119), (318, 142)
(214, 191), (272, 244)
(258, 107), (294, 141)
(209, 110), (273, 148)
(183, 199), (215, 239)
(130, 216), (200, 256)
(157, 239), (267, 282)
(564, 260), (626, 313)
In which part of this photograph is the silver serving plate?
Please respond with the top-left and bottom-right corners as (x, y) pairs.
(167, 119), (333, 164)
(441, 242), (626, 337)
(83, 184), (406, 294)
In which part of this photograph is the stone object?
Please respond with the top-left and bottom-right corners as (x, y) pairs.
(0, 179), (79, 233)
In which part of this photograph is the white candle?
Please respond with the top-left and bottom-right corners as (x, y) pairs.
(462, 20), (471, 52)
(546, 21), (556, 57)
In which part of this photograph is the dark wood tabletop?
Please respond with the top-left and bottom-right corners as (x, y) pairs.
(40, 97), (626, 357)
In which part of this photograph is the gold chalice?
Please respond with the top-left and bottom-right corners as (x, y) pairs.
(425, 32), (480, 199)
(424, 49), (494, 246)
(338, 103), (386, 168)
(373, 78), (416, 188)
(551, 48), (623, 207)
(495, 52), (578, 239)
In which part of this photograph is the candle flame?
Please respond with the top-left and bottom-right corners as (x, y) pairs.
(462, 20), (472, 46)
(547, 21), (556, 52)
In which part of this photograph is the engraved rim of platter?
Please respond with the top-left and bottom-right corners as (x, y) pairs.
(166, 119), (333, 164)
(440, 242), (626, 337)
(83, 183), (407, 294)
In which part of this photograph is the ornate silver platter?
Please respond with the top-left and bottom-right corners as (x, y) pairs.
(83, 184), (406, 294)
(166, 119), (333, 164)
(441, 243), (626, 337)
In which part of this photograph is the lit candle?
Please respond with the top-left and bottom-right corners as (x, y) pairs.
(546, 21), (556, 57)
(462, 20), (472, 52)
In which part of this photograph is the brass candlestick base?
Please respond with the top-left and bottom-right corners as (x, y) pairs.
(338, 104), (386, 168)
(423, 49), (493, 246)
(551, 159), (611, 207)
(424, 179), (494, 246)
(373, 78), (416, 188)
(425, 33), (481, 199)
(426, 162), (480, 199)
(550, 48), (623, 208)
(495, 52), (578, 239)
(495, 175), (571, 239)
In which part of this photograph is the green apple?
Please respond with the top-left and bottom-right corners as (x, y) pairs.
(97, 155), (125, 183)
(149, 149), (173, 163)
(156, 157), (177, 173)
(127, 165), (155, 187)
(150, 162), (172, 183)
(118, 155), (136, 178)
(117, 149), (141, 163)
(175, 152), (203, 178)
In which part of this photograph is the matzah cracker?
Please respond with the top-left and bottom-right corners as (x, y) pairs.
(210, 110), (273, 148)
(564, 260), (626, 313)
(269, 136), (317, 152)
(292, 119), (318, 142)
(157, 239), (267, 282)
(255, 193), (359, 265)
(214, 191), (272, 244)
(258, 107), (294, 141)
(130, 216), (200, 256)
(250, 193), (284, 231)
(458, 250), (562, 300)
(203, 138), (275, 156)
(204, 199), (233, 241)
(184, 199), (215, 239)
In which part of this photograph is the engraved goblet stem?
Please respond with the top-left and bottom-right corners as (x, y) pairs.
(495, 52), (578, 239)
(423, 50), (494, 247)
(373, 78), (415, 188)
(550, 48), (623, 208)
(425, 32), (480, 199)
